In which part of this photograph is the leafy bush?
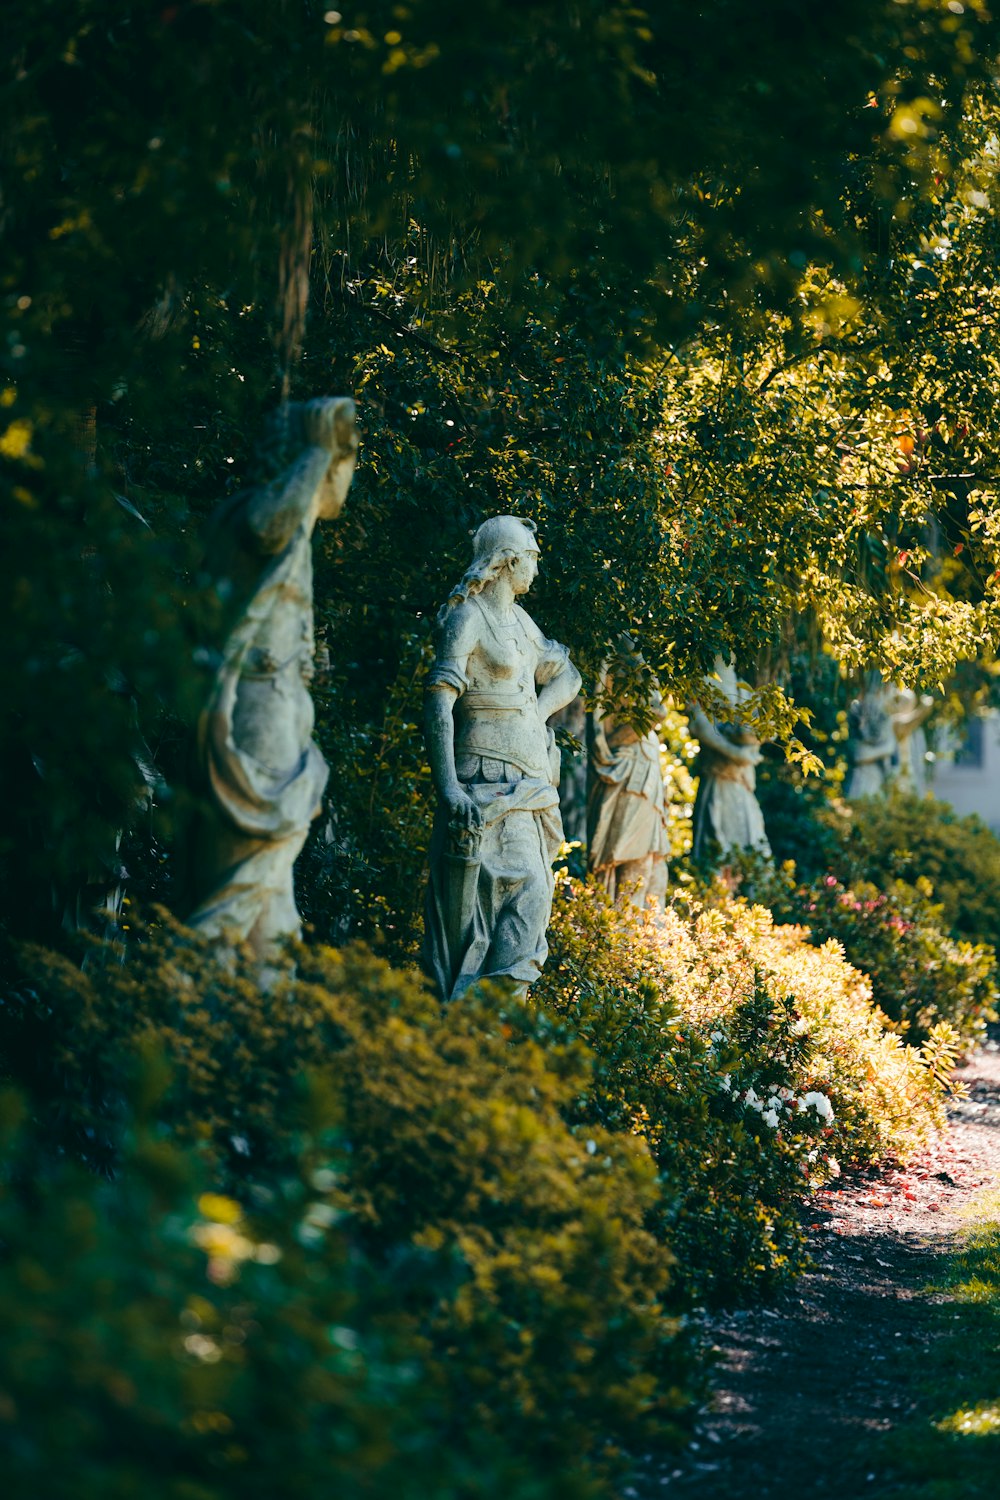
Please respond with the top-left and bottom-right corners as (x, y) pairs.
(762, 869), (998, 1047)
(0, 1087), (501, 1500)
(535, 880), (948, 1306)
(2, 923), (694, 1487)
(828, 790), (1000, 954)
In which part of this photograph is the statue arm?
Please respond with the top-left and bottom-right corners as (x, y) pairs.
(425, 686), (481, 829)
(893, 698), (934, 737)
(537, 655), (582, 720)
(528, 623), (581, 720)
(854, 727), (898, 763)
(689, 703), (760, 765)
(244, 447), (333, 555)
(425, 605), (481, 828)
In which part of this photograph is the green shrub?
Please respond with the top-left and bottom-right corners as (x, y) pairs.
(0, 1086), (544, 1500)
(763, 869), (998, 1047)
(535, 880), (948, 1306)
(2, 922), (695, 1487)
(828, 790), (1000, 954)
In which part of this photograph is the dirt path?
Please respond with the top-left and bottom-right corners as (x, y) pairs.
(638, 1043), (1000, 1499)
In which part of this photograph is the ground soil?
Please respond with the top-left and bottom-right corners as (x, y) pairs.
(636, 1043), (1000, 1499)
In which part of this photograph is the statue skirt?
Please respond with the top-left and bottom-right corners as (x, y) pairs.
(424, 771), (563, 1002)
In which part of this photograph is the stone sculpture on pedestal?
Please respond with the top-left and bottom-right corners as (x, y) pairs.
(690, 656), (771, 863)
(423, 516), (581, 1001)
(187, 397), (358, 953)
(587, 655), (669, 907)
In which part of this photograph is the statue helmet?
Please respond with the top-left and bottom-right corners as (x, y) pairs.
(471, 514), (538, 565)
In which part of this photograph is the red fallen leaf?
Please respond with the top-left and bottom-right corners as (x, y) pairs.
(927, 1203), (941, 1212)
(904, 1191), (917, 1201)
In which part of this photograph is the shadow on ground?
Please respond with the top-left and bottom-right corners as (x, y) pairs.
(635, 1046), (1000, 1500)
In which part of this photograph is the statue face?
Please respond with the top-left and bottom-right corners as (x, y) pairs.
(315, 399), (359, 520)
(509, 546), (539, 596)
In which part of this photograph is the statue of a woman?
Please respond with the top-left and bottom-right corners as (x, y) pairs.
(845, 672), (898, 798)
(423, 516), (581, 1000)
(186, 397), (357, 953)
(587, 652), (669, 907)
(846, 674), (934, 797)
(690, 656), (771, 863)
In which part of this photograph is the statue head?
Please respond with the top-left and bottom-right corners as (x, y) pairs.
(259, 397), (358, 520)
(440, 515), (540, 619)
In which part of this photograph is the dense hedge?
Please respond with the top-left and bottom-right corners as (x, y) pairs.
(830, 791), (1000, 955)
(0, 879), (958, 1493)
(2, 925), (694, 1493)
(737, 784), (1000, 1047)
(537, 882), (950, 1304)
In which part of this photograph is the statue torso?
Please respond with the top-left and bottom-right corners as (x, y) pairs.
(452, 599), (554, 781)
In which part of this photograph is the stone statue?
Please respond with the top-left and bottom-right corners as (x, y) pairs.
(889, 687), (934, 793)
(186, 397), (358, 953)
(845, 674), (897, 797)
(846, 674), (933, 797)
(690, 656), (771, 863)
(586, 653), (669, 907)
(423, 516), (581, 1000)
(851, 678), (935, 804)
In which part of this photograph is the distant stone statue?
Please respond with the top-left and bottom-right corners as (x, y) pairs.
(889, 687), (934, 793)
(424, 516), (581, 1000)
(186, 397), (358, 953)
(690, 656), (771, 863)
(846, 675), (897, 798)
(587, 653), (669, 907)
(846, 674), (933, 797)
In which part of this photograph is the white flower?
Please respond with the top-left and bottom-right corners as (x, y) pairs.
(762, 1108), (780, 1128)
(803, 1091), (835, 1123)
(586, 1139), (597, 1155)
(807, 1148), (819, 1163)
(767, 1096), (782, 1112)
(719, 1073), (732, 1093)
(744, 1086), (759, 1105)
(710, 1031), (723, 1043)
(827, 1158), (841, 1178)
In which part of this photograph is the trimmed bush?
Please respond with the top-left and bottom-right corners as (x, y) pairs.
(0, 1088), (507, 1500)
(2, 923), (694, 1489)
(535, 880), (949, 1306)
(829, 790), (1000, 955)
(761, 869), (998, 1047)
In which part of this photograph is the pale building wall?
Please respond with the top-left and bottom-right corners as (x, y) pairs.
(927, 713), (1000, 832)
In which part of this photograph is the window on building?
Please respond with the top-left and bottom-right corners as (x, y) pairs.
(954, 716), (985, 769)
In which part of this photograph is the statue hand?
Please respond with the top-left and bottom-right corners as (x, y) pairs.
(446, 786), (482, 831)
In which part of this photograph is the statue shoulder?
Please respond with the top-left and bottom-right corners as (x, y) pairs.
(433, 598), (482, 658)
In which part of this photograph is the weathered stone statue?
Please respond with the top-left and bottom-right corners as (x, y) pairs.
(424, 516), (581, 1000)
(846, 674), (934, 797)
(587, 655), (669, 907)
(690, 656), (771, 863)
(187, 397), (358, 953)
(889, 687), (934, 793)
(845, 674), (897, 798)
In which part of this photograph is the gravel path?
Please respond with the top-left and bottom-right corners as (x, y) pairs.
(637, 1043), (1000, 1499)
